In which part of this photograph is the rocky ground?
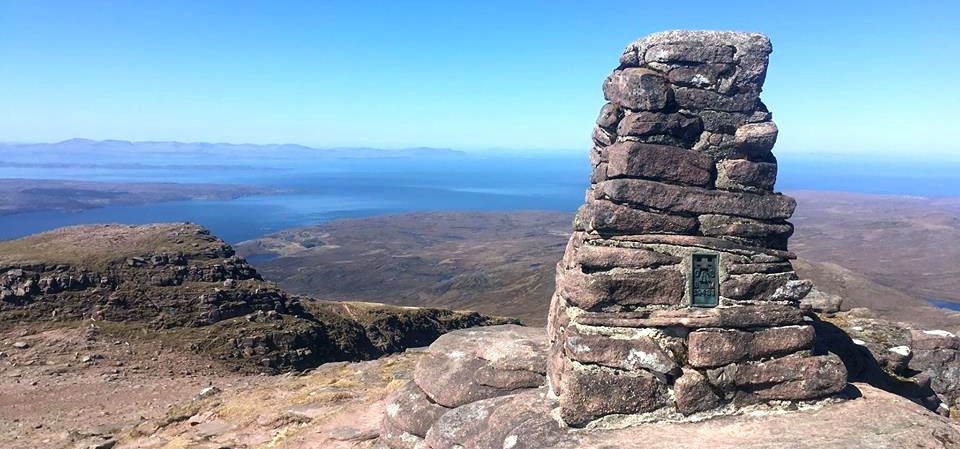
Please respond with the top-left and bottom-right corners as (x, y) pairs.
(0, 223), (515, 448)
(0, 321), (267, 449)
(35, 322), (954, 449)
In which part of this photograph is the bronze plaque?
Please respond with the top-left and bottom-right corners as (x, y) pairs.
(690, 253), (719, 307)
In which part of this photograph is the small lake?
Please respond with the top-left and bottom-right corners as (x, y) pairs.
(929, 299), (960, 312)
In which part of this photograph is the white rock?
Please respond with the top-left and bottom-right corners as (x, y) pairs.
(923, 330), (957, 338)
(197, 386), (221, 398)
(888, 346), (911, 357)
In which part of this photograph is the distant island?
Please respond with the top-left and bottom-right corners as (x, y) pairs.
(0, 138), (464, 164)
(0, 179), (280, 215)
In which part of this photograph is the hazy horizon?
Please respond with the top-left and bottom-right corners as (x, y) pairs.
(3, 1), (958, 157)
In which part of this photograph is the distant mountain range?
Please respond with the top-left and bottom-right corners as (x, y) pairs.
(0, 138), (465, 160)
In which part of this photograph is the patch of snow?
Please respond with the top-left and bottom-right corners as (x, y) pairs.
(447, 350), (466, 358)
(851, 339), (866, 346)
(851, 326), (864, 331)
(503, 434), (518, 449)
(888, 346), (911, 356)
(923, 330), (957, 338)
(802, 316), (814, 322)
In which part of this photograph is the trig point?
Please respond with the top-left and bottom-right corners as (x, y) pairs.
(547, 30), (848, 426)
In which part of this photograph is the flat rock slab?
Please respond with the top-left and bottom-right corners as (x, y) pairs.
(420, 384), (960, 449)
(413, 325), (548, 408)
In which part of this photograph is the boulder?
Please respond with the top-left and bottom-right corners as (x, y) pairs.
(800, 288), (843, 313)
(424, 389), (566, 449)
(379, 417), (424, 449)
(382, 381), (449, 438)
(413, 325), (547, 408)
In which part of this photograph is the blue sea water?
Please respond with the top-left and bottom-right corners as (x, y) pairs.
(0, 154), (588, 242)
(2, 150), (960, 243)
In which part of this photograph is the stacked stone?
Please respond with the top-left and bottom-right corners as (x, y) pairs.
(548, 30), (847, 427)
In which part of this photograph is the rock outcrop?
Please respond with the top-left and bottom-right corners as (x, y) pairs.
(0, 223), (516, 372)
(812, 304), (960, 418)
(548, 29), (846, 426)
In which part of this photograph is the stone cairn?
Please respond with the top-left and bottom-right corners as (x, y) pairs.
(379, 31), (852, 448)
(547, 30), (848, 426)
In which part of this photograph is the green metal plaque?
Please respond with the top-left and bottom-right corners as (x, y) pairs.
(690, 253), (719, 307)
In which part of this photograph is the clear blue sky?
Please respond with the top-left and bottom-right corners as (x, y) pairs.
(1, 1), (957, 156)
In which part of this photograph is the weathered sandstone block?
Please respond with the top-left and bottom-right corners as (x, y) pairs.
(605, 142), (714, 186)
(674, 86), (760, 113)
(603, 68), (673, 111)
(716, 159), (777, 192)
(413, 325), (547, 408)
(596, 102), (623, 130)
(615, 112), (702, 146)
(560, 363), (668, 426)
(735, 121), (779, 154)
(720, 272), (795, 301)
(379, 416), (424, 449)
(574, 303), (804, 329)
(592, 125), (616, 147)
(382, 380), (449, 438)
(564, 329), (679, 375)
(731, 354), (848, 402)
(574, 200), (698, 235)
(596, 178), (796, 220)
(697, 214), (793, 249)
(687, 325), (815, 368)
(569, 242), (680, 271)
(674, 369), (721, 415)
(557, 265), (684, 310)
